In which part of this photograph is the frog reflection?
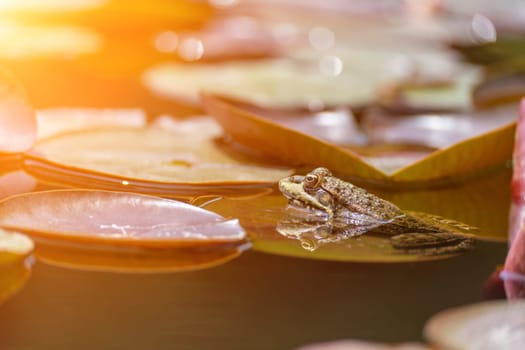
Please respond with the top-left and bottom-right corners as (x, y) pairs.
(277, 167), (476, 255)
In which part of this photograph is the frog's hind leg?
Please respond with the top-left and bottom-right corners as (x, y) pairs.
(390, 232), (476, 256)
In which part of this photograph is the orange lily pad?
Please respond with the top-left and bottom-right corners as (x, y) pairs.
(36, 108), (146, 140)
(25, 118), (293, 197)
(202, 94), (516, 185)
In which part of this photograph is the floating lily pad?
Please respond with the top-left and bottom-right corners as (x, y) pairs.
(296, 339), (428, 350)
(204, 191), (475, 263)
(202, 94), (516, 185)
(0, 190), (246, 248)
(143, 46), (474, 110)
(0, 228), (33, 304)
(424, 300), (525, 350)
(36, 108), (146, 140)
(25, 119), (293, 197)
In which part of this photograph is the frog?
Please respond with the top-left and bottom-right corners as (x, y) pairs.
(278, 167), (476, 255)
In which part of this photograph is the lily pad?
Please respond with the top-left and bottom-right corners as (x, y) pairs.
(296, 339), (428, 350)
(0, 228), (33, 304)
(25, 118), (293, 197)
(204, 191), (474, 263)
(424, 300), (525, 350)
(0, 190), (247, 248)
(202, 94), (516, 185)
(36, 108), (146, 140)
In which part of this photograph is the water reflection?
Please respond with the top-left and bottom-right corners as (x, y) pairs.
(32, 236), (249, 273)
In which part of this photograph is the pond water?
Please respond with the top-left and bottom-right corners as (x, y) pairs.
(0, 3), (521, 349)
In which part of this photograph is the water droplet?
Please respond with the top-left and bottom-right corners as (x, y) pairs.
(471, 13), (496, 43)
(319, 55), (343, 76)
(178, 38), (204, 61)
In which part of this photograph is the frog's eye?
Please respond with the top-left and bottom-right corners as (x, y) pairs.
(304, 174), (321, 189)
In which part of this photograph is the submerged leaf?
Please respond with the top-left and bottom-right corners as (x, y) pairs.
(0, 190), (246, 247)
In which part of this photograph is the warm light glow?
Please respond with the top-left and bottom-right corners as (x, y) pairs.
(0, 0), (106, 12)
(208, 0), (238, 9)
(154, 31), (179, 53)
(0, 21), (101, 59)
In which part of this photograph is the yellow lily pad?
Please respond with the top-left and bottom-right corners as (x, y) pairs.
(202, 94), (516, 185)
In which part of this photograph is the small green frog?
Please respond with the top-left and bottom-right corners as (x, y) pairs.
(278, 167), (475, 255)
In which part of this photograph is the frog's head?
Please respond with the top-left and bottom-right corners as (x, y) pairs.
(278, 168), (335, 219)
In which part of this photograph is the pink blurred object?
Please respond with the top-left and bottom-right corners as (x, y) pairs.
(0, 171), (36, 199)
(0, 68), (36, 153)
(0, 190), (246, 247)
(504, 99), (525, 299)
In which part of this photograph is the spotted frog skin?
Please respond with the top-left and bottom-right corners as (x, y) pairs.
(278, 167), (475, 254)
